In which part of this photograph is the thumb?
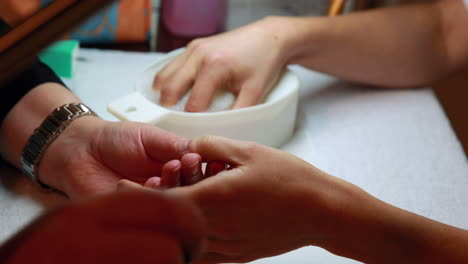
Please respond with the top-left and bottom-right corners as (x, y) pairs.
(188, 135), (254, 165)
(139, 125), (189, 161)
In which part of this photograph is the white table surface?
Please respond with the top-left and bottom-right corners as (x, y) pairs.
(1, 49), (467, 264)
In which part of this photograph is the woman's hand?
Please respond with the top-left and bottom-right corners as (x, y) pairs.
(39, 116), (190, 198)
(163, 135), (367, 263)
(0, 190), (205, 264)
(153, 17), (294, 112)
(153, 136), (468, 264)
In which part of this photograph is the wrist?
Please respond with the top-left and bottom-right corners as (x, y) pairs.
(297, 170), (400, 262)
(255, 16), (306, 67)
(288, 167), (372, 249)
(260, 16), (327, 66)
(0, 83), (78, 169)
(38, 115), (105, 193)
(305, 174), (466, 264)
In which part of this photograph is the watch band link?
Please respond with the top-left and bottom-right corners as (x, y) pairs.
(21, 103), (97, 188)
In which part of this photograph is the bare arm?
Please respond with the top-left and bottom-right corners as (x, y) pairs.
(282, 0), (468, 87)
(168, 136), (468, 264)
(155, 0), (468, 111)
(322, 189), (468, 263)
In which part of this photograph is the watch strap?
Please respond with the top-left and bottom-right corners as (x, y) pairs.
(20, 103), (97, 188)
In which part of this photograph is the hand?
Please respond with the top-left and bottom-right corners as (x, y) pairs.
(39, 116), (190, 198)
(143, 153), (227, 189)
(167, 136), (367, 263)
(153, 17), (291, 112)
(118, 136), (468, 264)
(0, 190), (205, 264)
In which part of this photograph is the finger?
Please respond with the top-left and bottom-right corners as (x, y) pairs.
(159, 68), (194, 107)
(159, 53), (205, 107)
(153, 50), (190, 91)
(231, 81), (265, 109)
(138, 124), (189, 161)
(205, 161), (227, 177)
(189, 135), (255, 165)
(160, 160), (182, 188)
(184, 59), (231, 112)
(117, 179), (143, 192)
(144, 177), (162, 189)
(181, 153), (203, 185)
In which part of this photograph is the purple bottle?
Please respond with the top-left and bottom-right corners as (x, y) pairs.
(157, 0), (227, 51)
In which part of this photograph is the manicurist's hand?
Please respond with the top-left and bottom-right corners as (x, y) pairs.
(165, 136), (468, 264)
(164, 135), (362, 263)
(153, 17), (295, 112)
(0, 190), (205, 264)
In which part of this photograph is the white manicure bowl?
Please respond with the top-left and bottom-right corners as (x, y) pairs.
(107, 49), (300, 148)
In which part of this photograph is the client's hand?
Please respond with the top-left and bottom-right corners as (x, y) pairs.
(153, 17), (290, 112)
(39, 116), (190, 198)
(0, 190), (205, 264)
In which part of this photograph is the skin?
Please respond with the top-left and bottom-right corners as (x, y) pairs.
(0, 190), (205, 264)
(127, 135), (468, 264)
(2, 1), (468, 262)
(154, 0), (468, 112)
(0, 83), (193, 198)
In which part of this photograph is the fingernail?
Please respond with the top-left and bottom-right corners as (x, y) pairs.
(145, 177), (161, 189)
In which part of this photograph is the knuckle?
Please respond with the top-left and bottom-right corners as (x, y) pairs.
(160, 83), (179, 98)
(187, 38), (204, 49)
(243, 141), (258, 153)
(238, 141), (258, 160)
(193, 40), (210, 52)
(160, 93), (177, 105)
(202, 53), (228, 68)
(153, 72), (168, 86)
(198, 135), (221, 146)
(191, 135), (223, 151)
(189, 41), (212, 58)
(159, 84), (171, 96)
(184, 102), (201, 112)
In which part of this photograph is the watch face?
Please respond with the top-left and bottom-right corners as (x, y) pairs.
(0, 0), (115, 85)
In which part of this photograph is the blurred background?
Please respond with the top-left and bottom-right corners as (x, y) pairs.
(0, 0), (401, 52)
(0, 0), (464, 150)
(1, 0), (466, 161)
(74, 0), (398, 51)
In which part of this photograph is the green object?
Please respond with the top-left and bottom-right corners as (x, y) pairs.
(39, 40), (79, 78)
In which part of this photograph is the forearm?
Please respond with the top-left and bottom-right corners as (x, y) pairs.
(365, 202), (468, 264)
(305, 175), (468, 263)
(272, 1), (468, 87)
